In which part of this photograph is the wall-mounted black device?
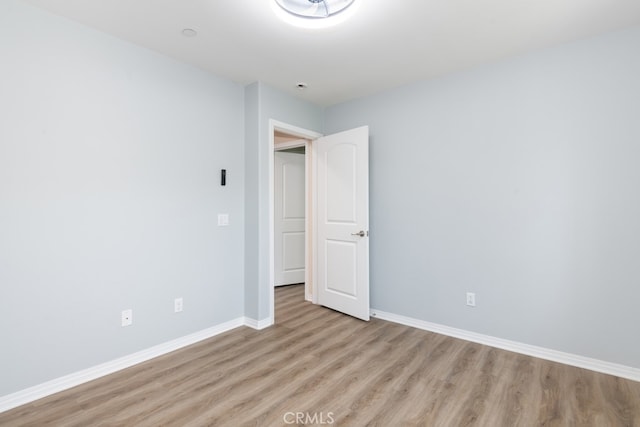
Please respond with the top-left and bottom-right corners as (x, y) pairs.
(221, 169), (226, 186)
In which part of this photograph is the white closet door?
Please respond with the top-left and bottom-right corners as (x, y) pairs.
(275, 151), (306, 286)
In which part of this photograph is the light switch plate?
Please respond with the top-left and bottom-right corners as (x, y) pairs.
(218, 214), (229, 226)
(466, 292), (476, 307)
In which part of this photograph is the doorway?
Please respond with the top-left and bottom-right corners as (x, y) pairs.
(268, 120), (370, 324)
(269, 121), (322, 325)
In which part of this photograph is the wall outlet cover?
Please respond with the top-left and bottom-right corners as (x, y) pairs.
(174, 298), (183, 313)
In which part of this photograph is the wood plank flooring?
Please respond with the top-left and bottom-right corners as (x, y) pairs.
(1, 284), (639, 426)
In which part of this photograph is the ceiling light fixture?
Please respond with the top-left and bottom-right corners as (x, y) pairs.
(273, 0), (358, 29)
(275, 0), (354, 19)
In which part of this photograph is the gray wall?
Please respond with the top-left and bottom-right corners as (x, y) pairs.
(0, 0), (245, 395)
(325, 25), (640, 368)
(244, 84), (261, 319)
(244, 82), (323, 321)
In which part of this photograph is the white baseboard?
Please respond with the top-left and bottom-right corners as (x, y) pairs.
(6, 310), (635, 415)
(0, 317), (247, 414)
(244, 316), (273, 330)
(370, 309), (640, 383)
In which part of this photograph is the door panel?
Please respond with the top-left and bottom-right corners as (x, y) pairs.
(283, 163), (305, 219)
(316, 126), (369, 320)
(325, 240), (357, 296)
(275, 151), (306, 286)
(326, 144), (357, 223)
(283, 232), (305, 271)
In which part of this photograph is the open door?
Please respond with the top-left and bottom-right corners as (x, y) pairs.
(315, 126), (370, 321)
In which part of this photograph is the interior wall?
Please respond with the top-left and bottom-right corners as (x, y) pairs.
(324, 25), (640, 368)
(244, 84), (260, 320)
(244, 82), (323, 321)
(0, 0), (245, 396)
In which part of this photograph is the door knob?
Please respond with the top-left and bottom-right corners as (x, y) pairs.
(351, 230), (366, 237)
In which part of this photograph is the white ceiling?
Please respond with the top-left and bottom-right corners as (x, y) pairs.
(22, 0), (640, 106)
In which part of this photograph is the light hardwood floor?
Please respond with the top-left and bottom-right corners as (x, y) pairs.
(1, 284), (639, 426)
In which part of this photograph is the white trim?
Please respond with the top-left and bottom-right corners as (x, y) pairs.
(304, 139), (313, 303)
(370, 309), (640, 383)
(244, 317), (274, 330)
(0, 317), (246, 413)
(270, 120), (323, 141)
(6, 310), (636, 415)
(274, 139), (307, 151)
(310, 139), (319, 305)
(269, 123), (275, 326)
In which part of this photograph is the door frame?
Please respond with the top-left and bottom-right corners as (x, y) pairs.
(269, 120), (323, 323)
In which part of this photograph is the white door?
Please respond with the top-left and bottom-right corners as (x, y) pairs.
(315, 126), (369, 320)
(275, 150), (306, 286)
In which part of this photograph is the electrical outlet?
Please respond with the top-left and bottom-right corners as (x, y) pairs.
(466, 292), (476, 307)
(174, 297), (183, 313)
(121, 309), (133, 326)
